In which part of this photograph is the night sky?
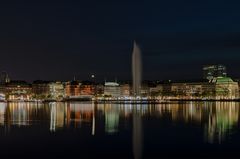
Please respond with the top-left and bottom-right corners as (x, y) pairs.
(1, 0), (240, 82)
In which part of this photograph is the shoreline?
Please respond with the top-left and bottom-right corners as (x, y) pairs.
(3, 98), (240, 103)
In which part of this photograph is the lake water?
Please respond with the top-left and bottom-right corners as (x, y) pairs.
(0, 101), (240, 158)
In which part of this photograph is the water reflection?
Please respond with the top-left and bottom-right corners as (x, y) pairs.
(50, 102), (94, 132)
(0, 103), (6, 125)
(50, 102), (65, 132)
(155, 102), (239, 143)
(0, 101), (238, 145)
(105, 104), (119, 134)
(7, 102), (49, 126)
(205, 102), (239, 143)
(133, 105), (143, 159)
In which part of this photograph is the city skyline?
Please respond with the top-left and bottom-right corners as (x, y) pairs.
(1, 1), (240, 81)
(1, 1), (240, 159)
(0, 63), (237, 83)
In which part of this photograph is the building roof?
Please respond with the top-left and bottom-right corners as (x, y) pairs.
(33, 80), (51, 84)
(81, 81), (94, 85)
(6, 80), (31, 87)
(213, 77), (234, 83)
(104, 82), (119, 86)
(70, 80), (80, 85)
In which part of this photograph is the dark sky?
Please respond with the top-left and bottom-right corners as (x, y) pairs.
(1, 0), (240, 82)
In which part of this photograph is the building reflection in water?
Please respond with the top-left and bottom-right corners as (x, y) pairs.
(0, 101), (238, 144)
(50, 102), (94, 132)
(205, 102), (239, 143)
(50, 102), (65, 132)
(104, 104), (120, 134)
(0, 102), (6, 126)
(7, 102), (49, 127)
(155, 102), (240, 143)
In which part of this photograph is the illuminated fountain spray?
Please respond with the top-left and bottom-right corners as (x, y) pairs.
(132, 41), (142, 97)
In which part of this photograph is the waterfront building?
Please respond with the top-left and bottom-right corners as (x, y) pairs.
(212, 77), (239, 99)
(161, 80), (173, 97)
(95, 84), (104, 96)
(149, 84), (163, 97)
(170, 79), (215, 99)
(65, 81), (81, 98)
(49, 82), (65, 100)
(203, 65), (227, 81)
(159, 79), (215, 99)
(140, 81), (158, 97)
(80, 81), (95, 96)
(120, 84), (130, 97)
(158, 77), (239, 100)
(141, 83), (150, 97)
(104, 82), (121, 98)
(32, 80), (50, 99)
(5, 81), (32, 101)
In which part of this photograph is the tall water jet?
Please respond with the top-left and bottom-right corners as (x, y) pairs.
(132, 41), (142, 96)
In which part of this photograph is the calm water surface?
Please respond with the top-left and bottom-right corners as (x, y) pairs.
(0, 101), (240, 158)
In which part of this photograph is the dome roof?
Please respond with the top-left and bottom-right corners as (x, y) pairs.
(213, 77), (234, 83)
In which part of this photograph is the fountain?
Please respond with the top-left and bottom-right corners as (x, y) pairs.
(132, 41), (142, 97)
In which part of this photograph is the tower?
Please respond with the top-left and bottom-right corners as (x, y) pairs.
(0, 71), (10, 84)
(203, 65), (227, 81)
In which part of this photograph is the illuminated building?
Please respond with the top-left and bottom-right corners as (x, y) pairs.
(5, 81), (32, 101)
(161, 80), (173, 97)
(140, 83), (150, 97)
(160, 79), (215, 99)
(48, 82), (65, 100)
(140, 81), (157, 97)
(80, 81), (95, 96)
(65, 81), (81, 98)
(158, 77), (239, 100)
(32, 80), (50, 99)
(120, 84), (130, 97)
(172, 80), (215, 99)
(212, 77), (239, 99)
(95, 84), (104, 96)
(149, 84), (163, 97)
(203, 64), (227, 81)
(104, 82), (121, 98)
